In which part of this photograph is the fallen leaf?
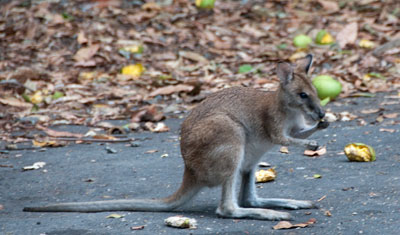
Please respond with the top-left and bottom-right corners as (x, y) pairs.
(149, 84), (194, 97)
(383, 113), (398, 119)
(279, 146), (289, 154)
(36, 126), (84, 138)
(77, 31), (88, 44)
(73, 44), (100, 62)
(313, 174), (322, 179)
(145, 149), (158, 154)
(93, 134), (117, 140)
(32, 139), (66, 148)
(360, 108), (382, 114)
(324, 210), (332, 217)
(179, 51), (208, 64)
(273, 218), (316, 230)
(336, 22), (358, 48)
(23, 162), (46, 171)
(130, 225), (145, 230)
(0, 97), (33, 108)
(106, 213), (124, 219)
(379, 128), (396, 133)
(318, 0), (339, 12)
(144, 122), (170, 133)
(304, 147), (327, 157)
(272, 221), (293, 230)
(164, 216), (197, 229)
(258, 162), (271, 167)
(339, 111), (358, 121)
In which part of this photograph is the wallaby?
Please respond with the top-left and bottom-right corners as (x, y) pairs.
(24, 54), (328, 220)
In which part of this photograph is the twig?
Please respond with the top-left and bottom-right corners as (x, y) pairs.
(49, 137), (134, 143)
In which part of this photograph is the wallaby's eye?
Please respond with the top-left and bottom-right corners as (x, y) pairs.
(299, 92), (308, 99)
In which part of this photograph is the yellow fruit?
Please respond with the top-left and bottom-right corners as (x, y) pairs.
(255, 168), (276, 183)
(312, 75), (342, 100)
(121, 64), (145, 77)
(30, 91), (44, 104)
(293, 34), (312, 48)
(344, 143), (376, 162)
(359, 39), (375, 49)
(315, 30), (334, 45)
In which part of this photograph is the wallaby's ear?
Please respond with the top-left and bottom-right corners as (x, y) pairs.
(295, 54), (313, 74)
(276, 62), (294, 84)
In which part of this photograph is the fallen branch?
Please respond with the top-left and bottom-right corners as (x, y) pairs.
(49, 137), (134, 143)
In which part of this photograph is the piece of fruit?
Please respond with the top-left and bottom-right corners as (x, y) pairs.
(121, 64), (145, 77)
(293, 34), (312, 48)
(359, 39), (375, 49)
(315, 30), (334, 45)
(344, 143), (376, 162)
(312, 75), (342, 100)
(195, 0), (215, 9)
(30, 91), (44, 104)
(255, 168), (276, 183)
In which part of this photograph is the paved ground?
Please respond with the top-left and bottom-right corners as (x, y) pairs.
(1, 92), (400, 235)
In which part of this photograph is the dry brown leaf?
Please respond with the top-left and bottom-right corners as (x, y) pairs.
(32, 139), (66, 147)
(73, 44), (100, 62)
(130, 225), (145, 230)
(144, 122), (170, 133)
(179, 51), (208, 64)
(149, 84), (194, 97)
(379, 128), (396, 133)
(383, 113), (399, 119)
(360, 108), (382, 114)
(36, 126), (84, 138)
(318, 0), (339, 12)
(145, 149), (158, 154)
(273, 218), (316, 230)
(77, 31), (88, 44)
(304, 147), (327, 157)
(0, 97), (32, 108)
(92, 134), (117, 140)
(337, 22), (358, 48)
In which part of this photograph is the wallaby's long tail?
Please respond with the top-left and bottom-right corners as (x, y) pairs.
(23, 168), (201, 212)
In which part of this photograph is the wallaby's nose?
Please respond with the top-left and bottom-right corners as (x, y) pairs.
(319, 110), (325, 119)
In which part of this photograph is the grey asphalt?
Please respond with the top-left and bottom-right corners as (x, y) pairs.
(1, 92), (400, 235)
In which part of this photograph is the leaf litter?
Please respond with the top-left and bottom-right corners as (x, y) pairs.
(0, 0), (399, 144)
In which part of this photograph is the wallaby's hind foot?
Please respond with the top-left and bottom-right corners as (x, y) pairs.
(216, 206), (292, 221)
(243, 198), (315, 210)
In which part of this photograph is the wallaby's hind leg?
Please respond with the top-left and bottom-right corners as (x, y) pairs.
(215, 148), (291, 220)
(239, 169), (315, 210)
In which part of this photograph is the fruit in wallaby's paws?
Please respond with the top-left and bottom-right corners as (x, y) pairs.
(293, 34), (312, 48)
(315, 30), (334, 45)
(195, 0), (215, 9)
(312, 75), (342, 100)
(344, 143), (376, 162)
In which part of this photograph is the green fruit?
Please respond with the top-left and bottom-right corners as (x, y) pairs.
(315, 30), (334, 45)
(312, 75), (342, 100)
(293, 34), (312, 48)
(195, 0), (215, 9)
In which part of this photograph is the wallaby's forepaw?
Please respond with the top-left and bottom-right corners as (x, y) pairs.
(317, 121), (329, 129)
(306, 140), (319, 151)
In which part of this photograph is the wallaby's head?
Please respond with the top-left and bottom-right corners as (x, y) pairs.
(276, 54), (325, 122)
